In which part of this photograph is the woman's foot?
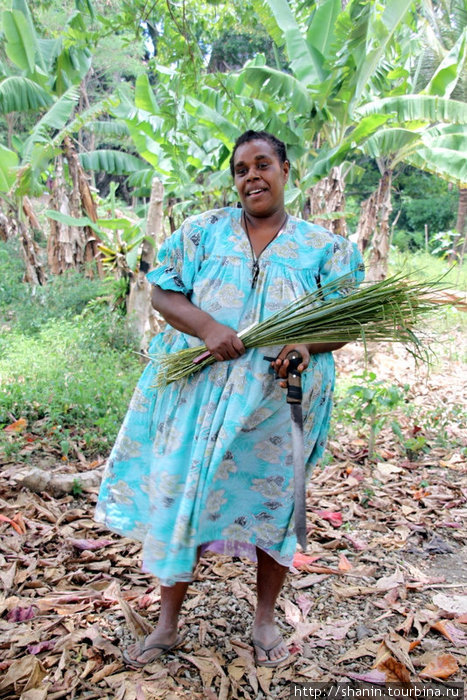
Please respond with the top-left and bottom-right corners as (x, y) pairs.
(122, 626), (183, 668)
(251, 621), (289, 667)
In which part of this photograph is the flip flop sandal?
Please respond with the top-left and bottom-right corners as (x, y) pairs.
(122, 633), (185, 669)
(252, 635), (290, 668)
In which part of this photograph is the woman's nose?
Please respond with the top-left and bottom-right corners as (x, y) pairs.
(246, 169), (259, 180)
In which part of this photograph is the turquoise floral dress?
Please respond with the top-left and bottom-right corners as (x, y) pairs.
(95, 208), (364, 586)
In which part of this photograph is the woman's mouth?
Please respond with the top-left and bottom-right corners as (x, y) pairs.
(247, 188), (267, 197)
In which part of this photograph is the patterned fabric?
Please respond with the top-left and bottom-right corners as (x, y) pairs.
(95, 207), (364, 586)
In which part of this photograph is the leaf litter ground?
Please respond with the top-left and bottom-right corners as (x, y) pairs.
(0, 329), (466, 699)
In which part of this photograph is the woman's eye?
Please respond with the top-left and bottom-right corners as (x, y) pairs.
(258, 163), (268, 169)
(236, 170), (246, 176)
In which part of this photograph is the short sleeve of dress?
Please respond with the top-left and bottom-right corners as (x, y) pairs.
(146, 217), (204, 296)
(319, 235), (365, 301)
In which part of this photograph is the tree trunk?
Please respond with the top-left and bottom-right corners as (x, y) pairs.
(19, 223), (46, 287)
(0, 208), (12, 241)
(356, 191), (378, 254)
(62, 136), (103, 278)
(47, 156), (87, 274)
(307, 166), (347, 237)
(366, 169), (393, 282)
(451, 186), (467, 264)
(126, 178), (166, 352)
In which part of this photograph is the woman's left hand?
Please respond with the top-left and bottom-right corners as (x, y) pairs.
(271, 344), (310, 388)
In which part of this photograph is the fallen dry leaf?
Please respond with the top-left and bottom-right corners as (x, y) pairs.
(419, 653), (459, 680)
(432, 593), (467, 616)
(338, 553), (353, 571)
(4, 418), (28, 433)
(0, 656), (46, 693)
(0, 513), (26, 535)
(315, 510), (343, 527)
(292, 552), (324, 568)
(431, 620), (467, 647)
(347, 669), (387, 684)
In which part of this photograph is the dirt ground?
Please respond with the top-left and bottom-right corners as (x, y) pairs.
(0, 332), (466, 699)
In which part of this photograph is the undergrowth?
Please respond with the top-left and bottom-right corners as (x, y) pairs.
(0, 240), (142, 456)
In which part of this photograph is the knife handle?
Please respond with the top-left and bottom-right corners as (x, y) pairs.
(286, 351), (302, 404)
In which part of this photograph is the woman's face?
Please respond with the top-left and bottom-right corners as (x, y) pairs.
(233, 139), (289, 219)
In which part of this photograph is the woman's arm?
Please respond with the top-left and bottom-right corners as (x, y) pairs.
(151, 286), (245, 361)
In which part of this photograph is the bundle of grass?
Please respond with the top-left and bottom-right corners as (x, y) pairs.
(153, 273), (447, 387)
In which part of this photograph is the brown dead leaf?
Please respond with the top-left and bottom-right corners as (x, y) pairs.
(383, 631), (416, 673)
(432, 593), (467, 616)
(431, 620), (467, 647)
(317, 620), (353, 641)
(230, 578), (255, 607)
(257, 666), (274, 694)
(291, 573), (329, 589)
(336, 637), (381, 663)
(180, 650), (225, 689)
(338, 553), (353, 571)
(332, 583), (377, 599)
(19, 689), (49, 700)
(4, 418), (28, 432)
(1, 562), (17, 592)
(296, 594), (313, 618)
(118, 592), (154, 638)
(376, 654), (411, 683)
(288, 621), (321, 645)
(0, 514), (26, 535)
(283, 599), (301, 627)
(227, 657), (247, 682)
(0, 656), (46, 693)
(211, 561), (244, 578)
(420, 653), (459, 680)
(375, 570), (405, 591)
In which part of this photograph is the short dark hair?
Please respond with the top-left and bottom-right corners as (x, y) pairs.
(229, 130), (288, 176)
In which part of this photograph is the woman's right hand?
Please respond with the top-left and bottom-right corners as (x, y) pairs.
(200, 319), (245, 361)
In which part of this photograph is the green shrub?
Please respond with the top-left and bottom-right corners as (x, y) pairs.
(0, 239), (106, 334)
(0, 312), (142, 454)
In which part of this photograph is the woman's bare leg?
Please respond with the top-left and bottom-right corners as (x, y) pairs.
(252, 547), (289, 664)
(124, 581), (190, 664)
(124, 547), (203, 665)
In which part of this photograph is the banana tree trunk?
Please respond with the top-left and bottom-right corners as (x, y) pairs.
(451, 186), (467, 264)
(62, 136), (103, 278)
(0, 211), (12, 241)
(47, 156), (87, 274)
(307, 166), (347, 237)
(126, 178), (166, 352)
(359, 169), (393, 282)
(20, 199), (46, 286)
(0, 197), (45, 283)
(19, 221), (46, 286)
(356, 191), (378, 253)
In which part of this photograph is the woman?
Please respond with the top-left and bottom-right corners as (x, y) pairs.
(96, 130), (364, 668)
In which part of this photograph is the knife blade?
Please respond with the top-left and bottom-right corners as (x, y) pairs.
(286, 350), (307, 550)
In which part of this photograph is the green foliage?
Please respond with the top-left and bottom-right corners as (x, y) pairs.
(336, 371), (405, 459)
(388, 247), (467, 289)
(391, 168), (458, 252)
(0, 237), (141, 453)
(0, 77), (54, 114)
(71, 478), (83, 496)
(0, 317), (141, 451)
(0, 239), (104, 333)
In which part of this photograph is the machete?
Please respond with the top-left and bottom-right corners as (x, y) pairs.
(285, 350), (307, 550)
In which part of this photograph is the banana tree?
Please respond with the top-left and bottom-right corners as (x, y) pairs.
(354, 97), (467, 278)
(0, 0), (106, 281)
(234, 0), (415, 236)
(415, 0), (467, 262)
(237, 0), (467, 279)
